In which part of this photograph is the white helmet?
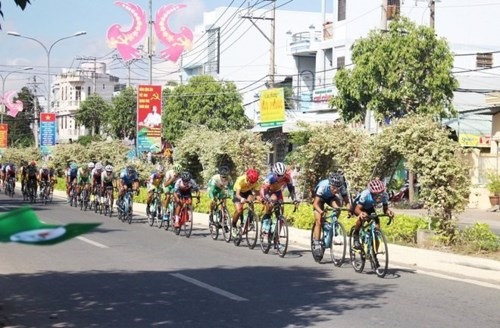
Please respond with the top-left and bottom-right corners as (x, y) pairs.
(156, 164), (164, 172)
(95, 162), (103, 170)
(272, 162), (286, 176)
(105, 165), (113, 172)
(88, 162), (95, 169)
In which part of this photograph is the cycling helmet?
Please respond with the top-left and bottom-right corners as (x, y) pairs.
(180, 171), (191, 182)
(246, 168), (259, 184)
(70, 163), (78, 170)
(172, 164), (182, 173)
(219, 165), (230, 177)
(105, 165), (113, 172)
(95, 162), (103, 171)
(42, 164), (48, 170)
(157, 164), (164, 172)
(31, 161), (36, 166)
(328, 172), (344, 188)
(368, 179), (386, 194)
(126, 166), (135, 174)
(88, 162), (95, 169)
(272, 162), (286, 176)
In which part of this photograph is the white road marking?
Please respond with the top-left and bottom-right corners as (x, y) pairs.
(412, 268), (500, 290)
(77, 236), (109, 248)
(170, 273), (248, 301)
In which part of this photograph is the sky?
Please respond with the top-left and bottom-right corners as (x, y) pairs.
(0, 0), (326, 94)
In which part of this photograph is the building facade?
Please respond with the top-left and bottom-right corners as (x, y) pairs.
(51, 62), (120, 143)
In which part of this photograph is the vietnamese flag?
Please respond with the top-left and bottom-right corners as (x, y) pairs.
(0, 207), (100, 245)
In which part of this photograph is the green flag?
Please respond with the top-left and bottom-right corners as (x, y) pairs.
(0, 207), (101, 245)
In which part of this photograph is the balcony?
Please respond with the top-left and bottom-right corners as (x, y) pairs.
(288, 30), (322, 57)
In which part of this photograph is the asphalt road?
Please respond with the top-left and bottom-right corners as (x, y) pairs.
(0, 193), (499, 328)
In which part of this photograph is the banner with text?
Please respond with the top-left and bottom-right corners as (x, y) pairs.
(459, 133), (491, 148)
(137, 85), (162, 153)
(40, 113), (56, 155)
(259, 88), (285, 127)
(0, 123), (7, 154)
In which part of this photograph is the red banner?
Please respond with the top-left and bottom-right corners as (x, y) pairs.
(137, 85), (162, 153)
(0, 123), (8, 151)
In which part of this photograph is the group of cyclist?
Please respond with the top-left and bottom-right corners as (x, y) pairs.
(204, 162), (395, 261)
(0, 160), (57, 199)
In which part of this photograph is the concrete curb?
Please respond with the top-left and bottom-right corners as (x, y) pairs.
(51, 189), (500, 287)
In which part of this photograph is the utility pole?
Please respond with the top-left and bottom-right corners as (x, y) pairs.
(28, 76), (43, 148)
(429, 0), (435, 29)
(148, 0), (153, 84)
(381, 0), (388, 30)
(241, 1), (276, 88)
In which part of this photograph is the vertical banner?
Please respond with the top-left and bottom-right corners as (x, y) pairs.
(137, 85), (162, 153)
(0, 123), (8, 154)
(40, 113), (56, 155)
(259, 88), (285, 127)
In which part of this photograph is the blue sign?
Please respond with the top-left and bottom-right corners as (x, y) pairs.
(40, 113), (56, 147)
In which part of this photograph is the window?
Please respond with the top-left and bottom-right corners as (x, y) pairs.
(338, 0), (346, 21)
(88, 86), (91, 96)
(476, 53), (493, 68)
(337, 56), (345, 69)
(206, 28), (220, 74)
(75, 86), (81, 101)
(387, 0), (400, 20)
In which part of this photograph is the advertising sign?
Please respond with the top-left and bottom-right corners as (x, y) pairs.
(40, 113), (56, 155)
(0, 123), (7, 154)
(459, 133), (491, 148)
(137, 85), (162, 153)
(260, 88), (285, 127)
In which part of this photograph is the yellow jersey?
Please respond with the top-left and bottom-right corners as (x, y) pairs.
(233, 175), (260, 193)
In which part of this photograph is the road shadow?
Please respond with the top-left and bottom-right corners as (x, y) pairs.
(0, 265), (397, 328)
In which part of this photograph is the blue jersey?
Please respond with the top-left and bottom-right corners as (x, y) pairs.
(120, 169), (138, 185)
(354, 189), (389, 210)
(314, 179), (347, 200)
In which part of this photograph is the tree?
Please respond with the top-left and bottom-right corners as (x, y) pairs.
(331, 16), (458, 122)
(106, 87), (137, 139)
(3, 87), (35, 147)
(163, 75), (251, 143)
(0, 0), (31, 29)
(75, 94), (111, 136)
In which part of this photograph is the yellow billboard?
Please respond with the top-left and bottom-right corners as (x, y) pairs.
(459, 133), (490, 148)
(260, 88), (285, 127)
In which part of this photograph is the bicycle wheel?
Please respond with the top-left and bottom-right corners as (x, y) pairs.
(349, 226), (365, 273)
(209, 209), (219, 240)
(259, 217), (272, 254)
(245, 211), (258, 249)
(183, 207), (193, 238)
(310, 221), (325, 263)
(330, 221), (347, 267)
(147, 201), (155, 227)
(156, 204), (163, 228)
(163, 203), (173, 231)
(276, 216), (289, 258)
(221, 208), (232, 243)
(80, 189), (86, 210)
(127, 201), (133, 224)
(372, 229), (389, 278)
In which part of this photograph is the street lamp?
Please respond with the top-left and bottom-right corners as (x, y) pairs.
(0, 66), (33, 124)
(7, 31), (87, 113)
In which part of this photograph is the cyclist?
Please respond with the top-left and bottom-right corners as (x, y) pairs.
(207, 165), (234, 223)
(101, 165), (116, 211)
(146, 163), (166, 216)
(38, 164), (53, 198)
(4, 162), (17, 194)
(66, 162), (79, 202)
(162, 163), (183, 214)
(19, 160), (29, 194)
(91, 162), (104, 202)
(77, 163), (93, 201)
(25, 161), (39, 199)
(231, 168), (261, 237)
(117, 165), (140, 210)
(311, 172), (351, 261)
(259, 162), (296, 234)
(0, 162), (5, 190)
(173, 171), (200, 228)
(352, 178), (394, 250)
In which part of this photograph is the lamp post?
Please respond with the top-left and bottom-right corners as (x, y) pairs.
(7, 31), (87, 113)
(0, 66), (33, 124)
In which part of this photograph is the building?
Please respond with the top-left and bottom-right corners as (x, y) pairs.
(52, 61), (120, 143)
